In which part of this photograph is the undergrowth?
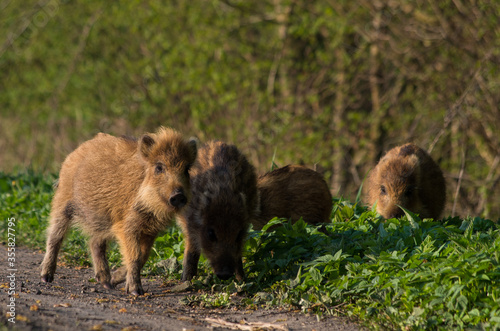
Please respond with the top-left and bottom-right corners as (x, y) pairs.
(1, 171), (499, 330)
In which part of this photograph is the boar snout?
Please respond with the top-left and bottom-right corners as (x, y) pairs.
(215, 265), (235, 280)
(387, 208), (404, 219)
(169, 188), (187, 208)
(216, 271), (233, 281)
(212, 254), (237, 280)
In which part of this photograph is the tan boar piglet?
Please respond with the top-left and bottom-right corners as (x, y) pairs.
(253, 165), (332, 230)
(365, 143), (446, 220)
(40, 127), (197, 296)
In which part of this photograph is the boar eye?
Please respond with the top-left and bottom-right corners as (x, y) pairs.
(154, 163), (165, 174)
(405, 186), (415, 197)
(380, 185), (387, 195)
(207, 228), (217, 242)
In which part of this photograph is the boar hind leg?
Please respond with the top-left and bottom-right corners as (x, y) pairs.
(139, 235), (156, 267)
(181, 242), (200, 281)
(111, 235), (155, 287)
(111, 266), (127, 287)
(40, 202), (74, 283)
(89, 237), (112, 289)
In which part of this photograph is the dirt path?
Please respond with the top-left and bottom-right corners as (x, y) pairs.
(1, 246), (362, 330)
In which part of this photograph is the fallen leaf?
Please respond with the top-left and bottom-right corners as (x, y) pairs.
(104, 320), (119, 325)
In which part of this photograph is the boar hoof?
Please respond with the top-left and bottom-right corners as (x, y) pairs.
(102, 281), (113, 290)
(129, 288), (144, 296)
(126, 284), (144, 296)
(181, 270), (196, 281)
(41, 274), (53, 283)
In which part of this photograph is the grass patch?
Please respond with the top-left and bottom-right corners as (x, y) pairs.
(2, 171), (500, 330)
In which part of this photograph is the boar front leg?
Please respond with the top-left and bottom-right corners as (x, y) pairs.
(115, 227), (145, 296)
(181, 237), (200, 281)
(235, 258), (245, 282)
(111, 234), (155, 287)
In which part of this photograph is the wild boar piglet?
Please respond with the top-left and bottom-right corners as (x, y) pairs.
(178, 141), (258, 281)
(40, 127), (197, 296)
(365, 143), (446, 220)
(253, 165), (332, 230)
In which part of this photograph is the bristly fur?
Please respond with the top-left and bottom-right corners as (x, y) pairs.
(253, 165), (332, 230)
(40, 127), (197, 296)
(178, 140), (258, 281)
(364, 143), (446, 220)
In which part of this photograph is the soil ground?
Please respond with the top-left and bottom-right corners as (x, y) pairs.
(1, 246), (362, 330)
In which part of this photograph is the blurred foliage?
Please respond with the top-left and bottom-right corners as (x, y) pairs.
(1, 0), (499, 218)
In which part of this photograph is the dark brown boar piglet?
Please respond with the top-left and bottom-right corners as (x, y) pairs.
(253, 165), (332, 230)
(40, 127), (197, 296)
(178, 141), (258, 281)
(364, 143), (446, 220)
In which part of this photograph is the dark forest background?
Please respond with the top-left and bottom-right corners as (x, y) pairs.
(1, 0), (499, 219)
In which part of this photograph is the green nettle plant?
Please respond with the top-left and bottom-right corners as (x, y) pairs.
(1, 171), (499, 330)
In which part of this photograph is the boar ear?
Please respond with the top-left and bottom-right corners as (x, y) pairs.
(140, 134), (156, 158)
(186, 137), (198, 161)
